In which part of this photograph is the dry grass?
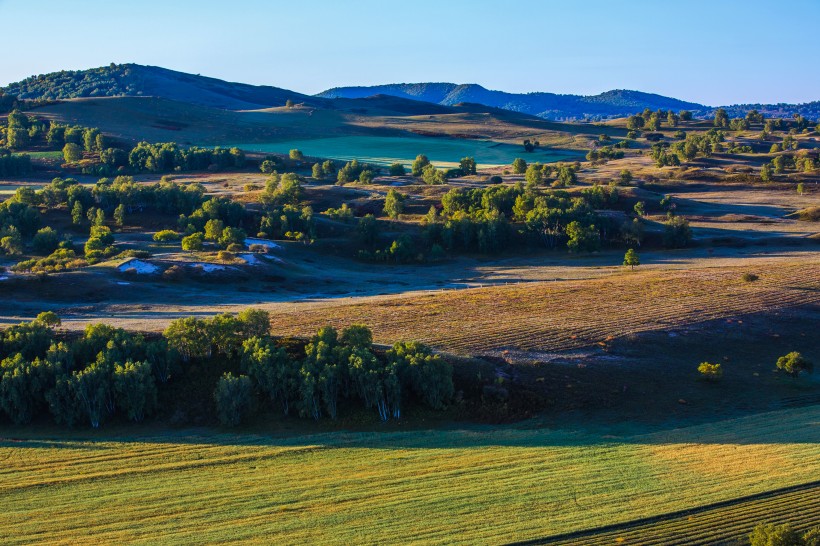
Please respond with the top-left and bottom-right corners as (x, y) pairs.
(265, 259), (820, 356)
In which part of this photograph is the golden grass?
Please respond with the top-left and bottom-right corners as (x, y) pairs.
(0, 406), (817, 544)
(266, 259), (820, 356)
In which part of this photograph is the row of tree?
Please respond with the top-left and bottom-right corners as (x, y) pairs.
(0, 311), (454, 427)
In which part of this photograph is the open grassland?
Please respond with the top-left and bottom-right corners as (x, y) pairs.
(264, 258), (820, 357)
(1, 406), (818, 544)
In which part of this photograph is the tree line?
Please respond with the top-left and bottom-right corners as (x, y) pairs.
(0, 311), (454, 427)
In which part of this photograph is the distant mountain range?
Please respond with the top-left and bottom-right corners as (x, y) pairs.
(3, 64), (819, 121)
(317, 83), (707, 120)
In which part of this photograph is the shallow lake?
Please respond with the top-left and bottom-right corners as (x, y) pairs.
(228, 136), (581, 168)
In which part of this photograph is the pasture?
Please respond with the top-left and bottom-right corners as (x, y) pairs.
(1, 406), (818, 544)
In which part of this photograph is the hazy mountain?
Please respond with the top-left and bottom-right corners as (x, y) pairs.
(318, 83), (707, 120)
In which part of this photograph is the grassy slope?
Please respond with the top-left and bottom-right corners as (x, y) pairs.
(265, 259), (820, 356)
(1, 406), (818, 544)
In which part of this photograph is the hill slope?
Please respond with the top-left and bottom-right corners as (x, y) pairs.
(318, 83), (707, 120)
(2, 64), (325, 110)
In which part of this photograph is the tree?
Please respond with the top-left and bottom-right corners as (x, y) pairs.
(113, 204), (125, 227)
(218, 227), (246, 248)
(566, 221), (600, 252)
(62, 143), (82, 163)
(679, 110), (692, 121)
(71, 200), (84, 225)
(163, 317), (212, 361)
(512, 158), (527, 174)
(626, 115), (645, 130)
(775, 351), (813, 378)
(761, 163), (773, 182)
(389, 162), (405, 176)
(619, 169), (633, 185)
(387, 341), (453, 410)
(69, 362), (112, 428)
(383, 189), (405, 219)
(421, 164), (445, 185)
(411, 154), (430, 177)
(204, 219), (225, 241)
(459, 157), (477, 175)
(697, 362), (723, 381)
(113, 360), (157, 422)
(525, 163), (544, 185)
(663, 216), (691, 248)
(288, 149), (303, 161)
(797, 183), (805, 195)
(633, 201), (645, 217)
(358, 169), (374, 184)
(243, 336), (297, 414)
(35, 311), (61, 328)
(32, 227), (60, 254)
(311, 163), (323, 179)
(301, 326), (343, 420)
(181, 232), (204, 252)
(713, 108), (729, 128)
(623, 248), (640, 270)
(749, 523), (803, 546)
(214, 373), (255, 426)
(358, 214), (378, 247)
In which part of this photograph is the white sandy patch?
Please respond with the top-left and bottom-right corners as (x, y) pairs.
(188, 262), (226, 272)
(240, 253), (261, 265)
(118, 259), (159, 274)
(245, 238), (281, 250)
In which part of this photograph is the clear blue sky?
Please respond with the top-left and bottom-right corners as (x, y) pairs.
(2, 0), (818, 106)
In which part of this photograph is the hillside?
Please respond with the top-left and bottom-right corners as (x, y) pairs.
(1, 64), (325, 110)
(318, 83), (707, 120)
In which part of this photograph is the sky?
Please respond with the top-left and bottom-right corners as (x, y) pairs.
(1, 0), (818, 106)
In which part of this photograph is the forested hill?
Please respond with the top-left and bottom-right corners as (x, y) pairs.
(1, 64), (325, 110)
(318, 83), (707, 120)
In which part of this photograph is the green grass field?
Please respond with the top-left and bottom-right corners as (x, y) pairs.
(1, 406), (817, 544)
(228, 136), (581, 167)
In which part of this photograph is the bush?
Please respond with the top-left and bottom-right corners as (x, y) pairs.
(742, 272), (759, 282)
(214, 373), (255, 426)
(748, 523), (817, 546)
(153, 230), (180, 242)
(389, 162), (405, 176)
(32, 227), (60, 255)
(697, 362), (723, 381)
(775, 351), (813, 378)
(217, 251), (235, 262)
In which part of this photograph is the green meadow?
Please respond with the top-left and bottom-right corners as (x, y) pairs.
(1, 406), (817, 545)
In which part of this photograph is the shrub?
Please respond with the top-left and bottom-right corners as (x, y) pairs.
(697, 362), (723, 381)
(153, 230), (180, 242)
(749, 523), (806, 546)
(248, 244), (268, 254)
(775, 351), (813, 378)
(388, 162), (405, 176)
(742, 272), (759, 282)
(217, 251), (235, 262)
(226, 243), (244, 253)
(32, 227), (60, 255)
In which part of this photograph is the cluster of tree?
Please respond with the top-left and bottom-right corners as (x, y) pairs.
(749, 523), (820, 546)
(0, 147), (32, 176)
(227, 325), (453, 424)
(586, 145), (625, 162)
(626, 109), (691, 132)
(333, 159), (374, 184)
(0, 311), (454, 428)
(651, 129), (726, 166)
(126, 142), (245, 173)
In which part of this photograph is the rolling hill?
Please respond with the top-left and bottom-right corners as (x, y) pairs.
(317, 83), (708, 120)
(1, 64), (325, 111)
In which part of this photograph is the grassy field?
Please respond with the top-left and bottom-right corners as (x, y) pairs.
(1, 406), (818, 544)
(263, 259), (820, 357)
(227, 135), (581, 168)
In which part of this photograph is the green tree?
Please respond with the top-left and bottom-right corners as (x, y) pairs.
(566, 221), (600, 252)
(775, 351), (813, 378)
(623, 248), (640, 270)
(797, 183), (805, 195)
(243, 336), (297, 415)
(311, 163), (323, 179)
(62, 143), (82, 162)
(619, 169), (633, 185)
(358, 214), (378, 247)
(633, 201), (645, 217)
(32, 227), (60, 254)
(204, 218), (225, 241)
(35, 311), (61, 328)
(512, 158), (527, 174)
(181, 232), (204, 252)
(761, 163), (773, 182)
(389, 162), (406, 176)
(713, 108), (729, 128)
(749, 523), (802, 546)
(411, 154), (430, 176)
(71, 200), (84, 225)
(219, 227), (246, 249)
(288, 149), (303, 161)
(214, 373), (255, 426)
(663, 216), (692, 248)
(69, 362), (112, 428)
(113, 204), (125, 227)
(113, 360), (157, 422)
(383, 189), (405, 219)
(459, 157), (477, 175)
(387, 341), (453, 410)
(163, 317), (212, 361)
(626, 115), (645, 130)
(525, 163), (544, 185)
(421, 164), (445, 185)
